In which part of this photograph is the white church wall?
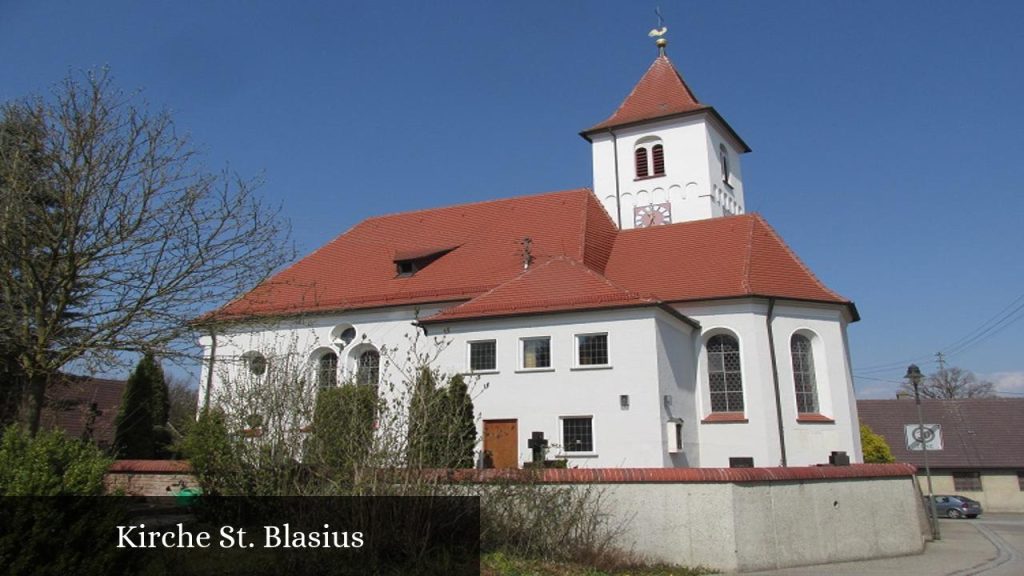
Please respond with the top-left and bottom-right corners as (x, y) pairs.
(434, 307), (684, 468)
(655, 313), (700, 467)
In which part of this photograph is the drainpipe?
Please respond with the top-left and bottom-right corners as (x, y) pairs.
(607, 128), (622, 228)
(766, 298), (788, 467)
(203, 328), (217, 412)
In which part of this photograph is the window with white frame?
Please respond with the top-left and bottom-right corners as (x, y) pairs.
(706, 334), (743, 412)
(521, 337), (551, 369)
(719, 144), (731, 186)
(562, 416), (594, 453)
(468, 340), (496, 372)
(575, 333), (608, 366)
(790, 334), (820, 414)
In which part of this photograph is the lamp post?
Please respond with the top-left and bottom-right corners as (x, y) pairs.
(907, 364), (941, 541)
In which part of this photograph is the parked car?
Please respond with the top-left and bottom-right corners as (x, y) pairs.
(924, 495), (983, 519)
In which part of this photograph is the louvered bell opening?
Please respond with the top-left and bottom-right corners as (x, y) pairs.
(652, 144), (665, 176)
(634, 147), (649, 178)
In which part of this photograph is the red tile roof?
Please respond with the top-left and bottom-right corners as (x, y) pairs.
(208, 190), (854, 324)
(424, 256), (656, 323)
(585, 55), (706, 133)
(581, 54), (751, 152)
(40, 374), (127, 449)
(858, 399), (1024, 469)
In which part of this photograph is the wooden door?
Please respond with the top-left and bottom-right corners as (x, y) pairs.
(483, 419), (518, 469)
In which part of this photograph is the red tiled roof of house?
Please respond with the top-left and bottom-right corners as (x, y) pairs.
(585, 54), (706, 133)
(40, 374), (127, 449)
(423, 256), (656, 323)
(208, 190), (854, 323)
(603, 214), (852, 310)
(858, 398), (1024, 469)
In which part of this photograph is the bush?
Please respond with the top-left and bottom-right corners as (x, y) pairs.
(0, 425), (111, 496)
(860, 424), (895, 464)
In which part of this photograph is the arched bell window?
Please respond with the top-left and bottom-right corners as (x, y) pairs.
(651, 144), (665, 176)
(635, 147), (649, 178)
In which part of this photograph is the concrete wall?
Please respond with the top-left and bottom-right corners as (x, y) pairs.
(916, 470), (1024, 513)
(458, 463), (925, 573)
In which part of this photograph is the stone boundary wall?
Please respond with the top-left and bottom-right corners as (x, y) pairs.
(104, 461), (926, 572)
(104, 459), (197, 496)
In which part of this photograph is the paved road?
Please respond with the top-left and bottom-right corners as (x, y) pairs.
(744, 513), (1024, 576)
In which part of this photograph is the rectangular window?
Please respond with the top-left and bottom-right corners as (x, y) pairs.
(667, 422), (683, 453)
(521, 337), (551, 369)
(468, 340), (496, 372)
(562, 417), (594, 453)
(576, 333), (608, 366)
(952, 471), (982, 492)
(1018, 471), (1024, 491)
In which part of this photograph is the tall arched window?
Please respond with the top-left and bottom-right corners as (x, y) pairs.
(651, 144), (665, 176)
(707, 334), (743, 412)
(356, 350), (380, 386)
(791, 335), (819, 413)
(719, 144), (731, 185)
(635, 147), (649, 178)
(318, 352), (338, 388)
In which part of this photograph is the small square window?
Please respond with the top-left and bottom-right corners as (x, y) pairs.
(576, 333), (608, 366)
(952, 471), (982, 492)
(468, 340), (496, 372)
(521, 337), (551, 369)
(562, 417), (593, 453)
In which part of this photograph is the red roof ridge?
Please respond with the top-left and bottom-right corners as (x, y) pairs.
(749, 214), (850, 304)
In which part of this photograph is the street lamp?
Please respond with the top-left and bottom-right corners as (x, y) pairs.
(906, 363), (941, 541)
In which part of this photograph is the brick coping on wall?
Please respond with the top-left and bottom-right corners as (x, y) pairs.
(108, 460), (915, 483)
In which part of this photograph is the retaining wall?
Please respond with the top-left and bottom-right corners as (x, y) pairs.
(105, 461), (926, 572)
(104, 459), (197, 496)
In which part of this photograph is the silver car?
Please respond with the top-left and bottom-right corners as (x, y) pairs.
(925, 495), (983, 519)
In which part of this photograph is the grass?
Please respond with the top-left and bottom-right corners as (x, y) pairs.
(481, 551), (717, 576)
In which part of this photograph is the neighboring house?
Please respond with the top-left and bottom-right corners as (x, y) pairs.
(858, 398), (1024, 512)
(199, 41), (863, 469)
(40, 374), (127, 450)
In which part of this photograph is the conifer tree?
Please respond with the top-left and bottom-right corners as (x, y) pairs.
(113, 353), (169, 458)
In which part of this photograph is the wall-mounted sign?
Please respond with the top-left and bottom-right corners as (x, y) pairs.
(905, 424), (943, 451)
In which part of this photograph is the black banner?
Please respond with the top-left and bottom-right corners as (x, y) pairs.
(0, 496), (479, 576)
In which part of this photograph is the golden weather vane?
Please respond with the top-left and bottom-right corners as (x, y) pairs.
(648, 6), (668, 54)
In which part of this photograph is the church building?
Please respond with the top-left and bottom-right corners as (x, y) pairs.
(200, 37), (863, 469)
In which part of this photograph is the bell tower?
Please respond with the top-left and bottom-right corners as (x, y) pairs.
(581, 34), (751, 229)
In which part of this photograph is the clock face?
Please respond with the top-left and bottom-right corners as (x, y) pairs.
(634, 203), (672, 228)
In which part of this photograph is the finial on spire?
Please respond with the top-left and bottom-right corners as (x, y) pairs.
(648, 7), (668, 55)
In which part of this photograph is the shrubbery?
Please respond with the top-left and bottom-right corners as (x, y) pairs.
(0, 424), (111, 496)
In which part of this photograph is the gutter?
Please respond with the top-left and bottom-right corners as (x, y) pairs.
(766, 297), (788, 467)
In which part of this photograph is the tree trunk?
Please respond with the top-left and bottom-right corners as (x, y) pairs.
(18, 372), (47, 435)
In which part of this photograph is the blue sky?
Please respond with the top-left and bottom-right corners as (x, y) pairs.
(2, 1), (1022, 398)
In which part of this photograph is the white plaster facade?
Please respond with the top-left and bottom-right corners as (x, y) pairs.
(590, 113), (746, 229)
(199, 296), (861, 468)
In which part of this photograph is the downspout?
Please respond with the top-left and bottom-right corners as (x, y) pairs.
(203, 328), (217, 413)
(766, 298), (788, 467)
(607, 128), (622, 228)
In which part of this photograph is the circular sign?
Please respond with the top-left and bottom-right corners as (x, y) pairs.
(912, 426), (935, 443)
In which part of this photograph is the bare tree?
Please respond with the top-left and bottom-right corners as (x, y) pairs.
(899, 366), (996, 399)
(0, 70), (292, 433)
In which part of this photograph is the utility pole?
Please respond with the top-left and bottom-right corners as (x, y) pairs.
(936, 351), (946, 373)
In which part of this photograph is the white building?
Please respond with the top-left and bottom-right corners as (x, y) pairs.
(199, 42), (863, 469)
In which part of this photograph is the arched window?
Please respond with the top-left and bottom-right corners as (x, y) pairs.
(707, 334), (743, 412)
(719, 144), (730, 185)
(791, 335), (819, 413)
(318, 352), (338, 388)
(635, 147), (649, 178)
(651, 144), (665, 176)
(356, 350), (380, 386)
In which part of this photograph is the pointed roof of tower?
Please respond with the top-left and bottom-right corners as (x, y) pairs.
(581, 53), (751, 151)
